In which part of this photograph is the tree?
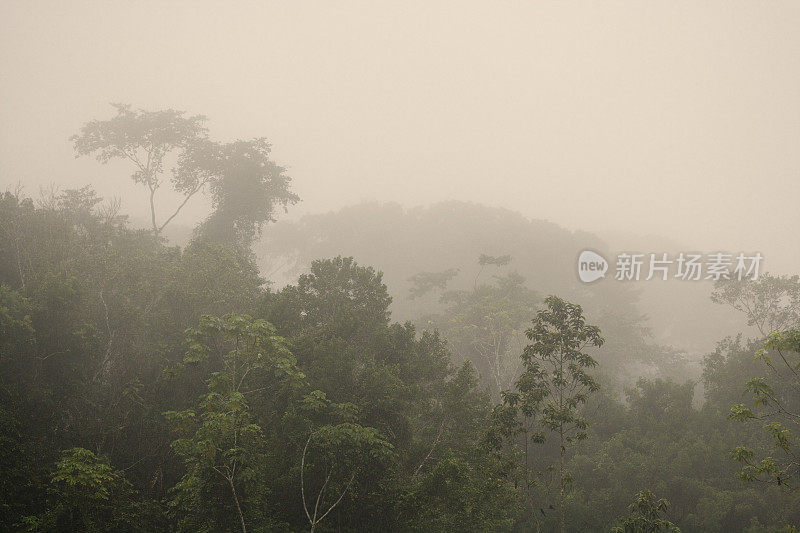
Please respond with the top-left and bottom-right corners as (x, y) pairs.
(25, 447), (134, 532)
(503, 295), (603, 533)
(165, 314), (303, 533)
(712, 275), (800, 490)
(72, 105), (298, 241)
(611, 490), (680, 533)
(441, 271), (539, 400)
(409, 257), (539, 400)
(300, 423), (394, 532)
(729, 328), (800, 489)
(711, 274), (800, 338)
(475, 254), (512, 288)
(72, 104), (208, 235)
(259, 256), (519, 530)
(186, 138), (299, 246)
(267, 256), (393, 342)
(407, 269), (459, 300)
(398, 362), (518, 532)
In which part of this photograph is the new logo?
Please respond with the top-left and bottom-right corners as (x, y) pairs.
(578, 250), (608, 283)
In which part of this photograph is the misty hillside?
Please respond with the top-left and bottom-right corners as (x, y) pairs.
(257, 201), (745, 356)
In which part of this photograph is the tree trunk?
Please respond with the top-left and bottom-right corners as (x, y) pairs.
(148, 184), (159, 235)
(228, 475), (247, 533)
(559, 425), (565, 533)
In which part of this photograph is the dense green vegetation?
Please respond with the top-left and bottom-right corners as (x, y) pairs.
(1, 107), (799, 532)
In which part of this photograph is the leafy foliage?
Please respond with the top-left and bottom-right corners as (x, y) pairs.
(611, 490), (680, 533)
(501, 295), (603, 532)
(713, 276), (800, 491)
(165, 314), (302, 532)
(72, 105), (297, 239)
(3, 157), (800, 532)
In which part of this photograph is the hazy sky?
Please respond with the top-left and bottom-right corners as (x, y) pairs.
(2, 1), (799, 272)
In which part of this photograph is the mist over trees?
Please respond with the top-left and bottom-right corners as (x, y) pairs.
(1, 105), (799, 533)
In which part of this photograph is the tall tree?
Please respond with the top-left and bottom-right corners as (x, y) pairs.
(185, 138), (299, 247)
(72, 105), (298, 241)
(504, 295), (603, 533)
(409, 257), (539, 400)
(165, 314), (303, 533)
(713, 275), (800, 489)
(72, 104), (208, 235)
(300, 423), (393, 533)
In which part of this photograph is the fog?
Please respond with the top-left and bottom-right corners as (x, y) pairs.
(2, 2), (798, 272)
(2, 3), (800, 531)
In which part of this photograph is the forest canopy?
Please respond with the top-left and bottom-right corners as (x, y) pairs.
(1, 106), (798, 533)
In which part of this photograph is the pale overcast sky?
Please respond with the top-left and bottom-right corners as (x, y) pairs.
(1, 1), (798, 272)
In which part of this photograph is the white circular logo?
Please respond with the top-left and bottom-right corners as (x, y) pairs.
(577, 250), (608, 283)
